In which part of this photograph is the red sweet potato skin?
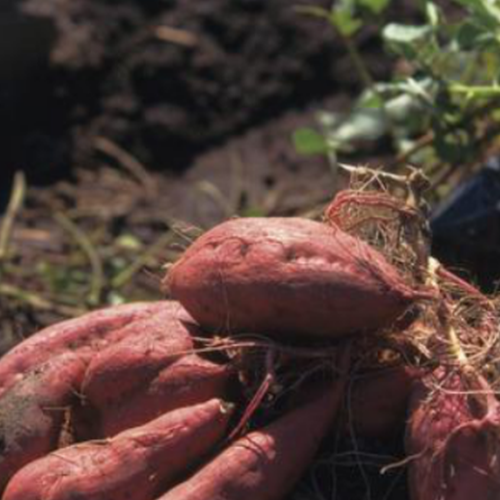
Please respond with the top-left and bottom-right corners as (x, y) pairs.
(81, 304), (197, 410)
(341, 365), (418, 438)
(156, 378), (345, 500)
(0, 352), (88, 493)
(166, 217), (414, 338)
(406, 369), (500, 500)
(80, 305), (226, 437)
(3, 398), (232, 500)
(0, 301), (186, 398)
(99, 354), (234, 437)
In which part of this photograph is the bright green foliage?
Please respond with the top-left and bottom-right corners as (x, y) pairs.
(295, 0), (500, 196)
(293, 128), (330, 155)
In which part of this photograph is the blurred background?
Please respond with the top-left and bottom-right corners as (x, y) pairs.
(2, 2), (500, 499)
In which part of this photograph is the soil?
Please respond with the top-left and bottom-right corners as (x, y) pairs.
(3, 0), (391, 187)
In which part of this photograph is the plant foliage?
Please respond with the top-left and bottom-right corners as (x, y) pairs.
(294, 0), (500, 197)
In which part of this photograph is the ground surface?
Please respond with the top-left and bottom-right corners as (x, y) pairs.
(4, 0), (389, 182)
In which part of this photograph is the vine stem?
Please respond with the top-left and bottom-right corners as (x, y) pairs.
(339, 32), (374, 89)
(449, 84), (500, 97)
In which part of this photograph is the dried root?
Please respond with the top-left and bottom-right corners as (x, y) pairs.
(325, 164), (500, 393)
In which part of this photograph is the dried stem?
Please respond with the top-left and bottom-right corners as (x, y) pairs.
(0, 172), (26, 263)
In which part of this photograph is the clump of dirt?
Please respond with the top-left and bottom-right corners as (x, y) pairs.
(8, 0), (393, 183)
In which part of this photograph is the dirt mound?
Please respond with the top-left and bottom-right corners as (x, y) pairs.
(5, 0), (393, 184)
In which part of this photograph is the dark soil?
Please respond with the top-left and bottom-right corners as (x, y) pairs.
(4, 0), (392, 187)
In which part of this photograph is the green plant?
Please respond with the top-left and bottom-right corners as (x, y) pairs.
(294, 0), (500, 199)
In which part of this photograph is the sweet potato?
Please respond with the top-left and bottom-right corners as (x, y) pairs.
(99, 354), (234, 437)
(166, 217), (417, 338)
(340, 365), (419, 438)
(80, 307), (218, 438)
(406, 369), (500, 500)
(3, 398), (232, 500)
(156, 378), (345, 500)
(0, 301), (190, 398)
(81, 305), (197, 411)
(0, 352), (88, 493)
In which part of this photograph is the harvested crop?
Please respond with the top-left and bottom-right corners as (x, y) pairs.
(166, 217), (418, 338)
(98, 354), (234, 437)
(0, 352), (88, 493)
(341, 365), (418, 438)
(0, 301), (183, 398)
(79, 304), (232, 437)
(156, 378), (345, 500)
(81, 305), (196, 411)
(406, 369), (500, 500)
(3, 168), (500, 500)
(3, 398), (232, 500)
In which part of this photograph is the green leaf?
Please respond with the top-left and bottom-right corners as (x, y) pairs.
(383, 23), (432, 44)
(455, 19), (499, 50)
(326, 108), (388, 144)
(453, 0), (500, 30)
(356, 88), (385, 109)
(359, 0), (391, 15)
(317, 111), (344, 129)
(116, 234), (142, 251)
(425, 2), (440, 27)
(371, 78), (436, 105)
(455, 20), (484, 48)
(385, 94), (421, 121)
(330, 8), (362, 36)
(383, 23), (435, 60)
(293, 128), (329, 155)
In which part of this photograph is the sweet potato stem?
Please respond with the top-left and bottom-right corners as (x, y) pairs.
(427, 258), (469, 368)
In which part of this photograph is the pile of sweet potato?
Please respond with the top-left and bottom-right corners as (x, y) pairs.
(0, 200), (499, 500)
